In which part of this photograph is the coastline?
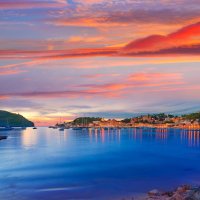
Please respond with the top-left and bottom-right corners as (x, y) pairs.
(55, 125), (200, 131)
(55, 113), (200, 131)
(121, 185), (200, 200)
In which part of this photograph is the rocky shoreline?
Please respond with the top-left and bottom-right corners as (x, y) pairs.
(145, 185), (200, 200)
(121, 185), (200, 200)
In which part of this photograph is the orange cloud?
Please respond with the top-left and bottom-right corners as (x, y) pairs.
(82, 74), (104, 79)
(68, 36), (104, 43)
(0, 95), (8, 100)
(0, 89), (112, 99)
(0, 22), (200, 60)
(0, 48), (118, 60)
(0, 72), (184, 101)
(82, 73), (120, 79)
(0, 69), (26, 75)
(123, 21), (200, 54)
(128, 73), (182, 82)
(80, 72), (184, 95)
(52, 17), (130, 28)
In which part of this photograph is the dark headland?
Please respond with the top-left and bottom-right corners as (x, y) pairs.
(0, 110), (34, 127)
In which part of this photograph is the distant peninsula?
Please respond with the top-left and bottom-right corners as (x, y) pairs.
(55, 112), (200, 130)
(0, 110), (34, 127)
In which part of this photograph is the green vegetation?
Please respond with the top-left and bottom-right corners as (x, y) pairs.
(121, 118), (131, 123)
(0, 110), (34, 127)
(182, 112), (200, 121)
(56, 112), (200, 127)
(72, 117), (102, 125)
(150, 113), (175, 120)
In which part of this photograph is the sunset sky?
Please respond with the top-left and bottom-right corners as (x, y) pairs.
(1, 0), (200, 126)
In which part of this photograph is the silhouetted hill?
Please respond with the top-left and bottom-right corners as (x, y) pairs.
(0, 110), (34, 127)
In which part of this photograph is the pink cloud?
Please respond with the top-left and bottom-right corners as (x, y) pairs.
(0, 0), (67, 9)
(0, 72), (184, 101)
(0, 95), (8, 100)
(0, 69), (26, 75)
(128, 73), (182, 82)
(78, 72), (184, 96)
(0, 22), (200, 60)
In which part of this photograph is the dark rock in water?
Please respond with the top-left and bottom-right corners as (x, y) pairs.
(170, 193), (183, 200)
(185, 188), (200, 200)
(162, 191), (174, 197)
(176, 185), (191, 195)
(0, 136), (7, 140)
(145, 186), (198, 200)
(148, 189), (160, 196)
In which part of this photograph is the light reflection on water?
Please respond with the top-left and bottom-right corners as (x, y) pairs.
(0, 127), (200, 200)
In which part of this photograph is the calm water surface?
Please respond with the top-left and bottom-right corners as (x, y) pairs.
(1, 127), (200, 200)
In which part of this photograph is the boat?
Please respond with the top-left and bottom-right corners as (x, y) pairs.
(33, 127), (37, 129)
(0, 127), (13, 131)
(59, 128), (64, 131)
(0, 136), (8, 140)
